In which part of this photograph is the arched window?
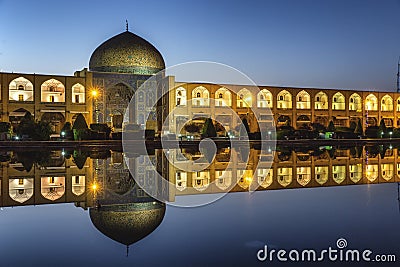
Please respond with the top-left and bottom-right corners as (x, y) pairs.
(381, 94), (393, 111)
(192, 171), (210, 191)
(349, 93), (362, 111)
(296, 90), (310, 109)
(41, 78), (65, 102)
(257, 89), (273, 108)
(175, 87), (187, 106)
(397, 97), (400, 111)
(365, 94), (378, 111)
(236, 88), (252, 108)
(72, 83), (85, 103)
(332, 92), (345, 110)
(315, 166), (328, 185)
(258, 169), (273, 188)
(277, 90), (292, 109)
(314, 91), (328, 110)
(277, 167), (292, 187)
(297, 167), (311, 186)
(215, 170), (233, 190)
(192, 86), (209, 107)
(332, 165), (346, 184)
(9, 76), (34, 101)
(41, 176), (65, 201)
(215, 88), (231, 106)
(72, 176), (85, 196)
(9, 178), (34, 203)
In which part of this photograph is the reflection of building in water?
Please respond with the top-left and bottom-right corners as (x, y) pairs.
(0, 150), (90, 207)
(2, 147), (400, 207)
(165, 146), (400, 201)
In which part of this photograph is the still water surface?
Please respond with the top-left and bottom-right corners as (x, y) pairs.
(0, 146), (399, 266)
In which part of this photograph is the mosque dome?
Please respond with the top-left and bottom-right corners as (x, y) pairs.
(89, 30), (165, 75)
(89, 202), (166, 246)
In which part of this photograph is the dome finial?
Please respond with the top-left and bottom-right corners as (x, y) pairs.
(126, 19), (129, 32)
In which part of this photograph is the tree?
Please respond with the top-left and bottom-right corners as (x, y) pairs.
(15, 113), (51, 141)
(327, 120), (336, 132)
(72, 114), (89, 140)
(378, 119), (387, 138)
(201, 118), (217, 138)
(354, 119), (363, 136)
(72, 114), (88, 130)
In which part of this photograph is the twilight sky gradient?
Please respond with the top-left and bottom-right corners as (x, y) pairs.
(0, 0), (399, 91)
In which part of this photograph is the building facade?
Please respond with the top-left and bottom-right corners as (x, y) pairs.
(0, 29), (399, 135)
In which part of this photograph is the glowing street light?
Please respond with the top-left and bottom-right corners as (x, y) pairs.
(91, 90), (98, 98)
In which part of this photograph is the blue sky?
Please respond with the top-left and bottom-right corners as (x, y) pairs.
(0, 0), (399, 91)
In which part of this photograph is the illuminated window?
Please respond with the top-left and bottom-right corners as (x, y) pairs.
(192, 86), (209, 107)
(349, 93), (362, 111)
(314, 91), (328, 110)
(9, 76), (33, 101)
(381, 95), (393, 111)
(41, 78), (65, 102)
(175, 87), (187, 106)
(257, 89), (273, 108)
(365, 94), (378, 111)
(296, 90), (310, 109)
(237, 88), (252, 108)
(72, 83), (85, 103)
(215, 88), (232, 106)
(332, 92), (345, 110)
(277, 90), (292, 109)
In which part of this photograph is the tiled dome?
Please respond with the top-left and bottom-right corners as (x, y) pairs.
(89, 31), (165, 75)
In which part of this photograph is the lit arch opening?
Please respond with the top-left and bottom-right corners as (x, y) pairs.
(296, 90), (310, 109)
(41, 78), (65, 102)
(9, 77), (34, 101)
(277, 90), (292, 109)
(257, 89), (272, 108)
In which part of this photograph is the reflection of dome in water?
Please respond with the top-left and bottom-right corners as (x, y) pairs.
(89, 202), (165, 246)
(89, 31), (165, 75)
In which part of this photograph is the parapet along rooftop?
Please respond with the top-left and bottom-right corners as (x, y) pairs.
(1, 28), (399, 136)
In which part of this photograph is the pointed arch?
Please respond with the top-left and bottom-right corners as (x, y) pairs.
(349, 93), (362, 111)
(41, 78), (65, 102)
(72, 83), (85, 103)
(365, 94), (378, 111)
(315, 166), (328, 185)
(381, 94), (393, 111)
(215, 87), (232, 106)
(277, 167), (292, 187)
(215, 170), (233, 190)
(332, 92), (345, 110)
(297, 166), (311, 186)
(9, 76), (34, 101)
(332, 165), (346, 184)
(192, 86), (210, 107)
(237, 88), (252, 108)
(366, 164), (378, 182)
(296, 90), (310, 109)
(277, 90), (292, 109)
(257, 89), (273, 108)
(314, 91), (328, 110)
(257, 169), (273, 188)
(9, 178), (34, 203)
(175, 87), (187, 106)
